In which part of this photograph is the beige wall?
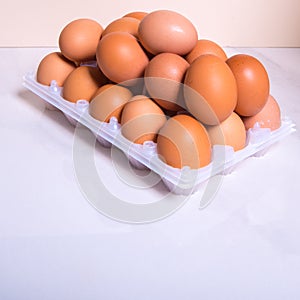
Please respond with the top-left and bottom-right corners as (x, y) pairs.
(1, 0), (299, 47)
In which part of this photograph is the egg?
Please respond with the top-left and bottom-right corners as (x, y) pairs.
(62, 66), (107, 103)
(36, 52), (76, 86)
(226, 54), (270, 116)
(123, 11), (148, 21)
(157, 114), (211, 169)
(121, 95), (167, 144)
(101, 17), (140, 38)
(144, 53), (189, 111)
(59, 18), (103, 63)
(138, 10), (198, 55)
(185, 39), (227, 64)
(96, 32), (149, 85)
(206, 112), (246, 151)
(243, 94), (281, 131)
(89, 84), (132, 122)
(184, 54), (237, 125)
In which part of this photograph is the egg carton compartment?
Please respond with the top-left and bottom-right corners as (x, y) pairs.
(23, 72), (296, 195)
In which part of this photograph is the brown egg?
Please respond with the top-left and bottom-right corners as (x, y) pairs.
(62, 66), (107, 103)
(121, 95), (167, 144)
(96, 32), (149, 85)
(144, 53), (189, 111)
(89, 84), (132, 122)
(101, 17), (140, 38)
(59, 18), (103, 63)
(206, 112), (246, 151)
(226, 54), (270, 116)
(138, 10), (198, 55)
(36, 52), (76, 86)
(184, 54), (237, 125)
(243, 95), (281, 131)
(185, 39), (227, 64)
(123, 11), (148, 21)
(157, 114), (211, 169)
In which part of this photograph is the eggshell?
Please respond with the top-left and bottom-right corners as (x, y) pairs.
(101, 17), (140, 38)
(62, 66), (107, 103)
(157, 114), (211, 169)
(89, 84), (132, 122)
(96, 32), (149, 85)
(144, 53), (189, 111)
(184, 54), (237, 125)
(121, 95), (167, 144)
(206, 112), (246, 151)
(138, 10), (198, 55)
(226, 54), (270, 116)
(185, 39), (227, 64)
(59, 18), (103, 63)
(36, 52), (76, 86)
(243, 94), (281, 131)
(123, 11), (148, 21)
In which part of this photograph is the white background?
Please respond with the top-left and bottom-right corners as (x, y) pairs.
(0, 47), (300, 299)
(0, 0), (300, 47)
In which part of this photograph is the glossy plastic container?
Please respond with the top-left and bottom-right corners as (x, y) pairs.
(23, 72), (296, 194)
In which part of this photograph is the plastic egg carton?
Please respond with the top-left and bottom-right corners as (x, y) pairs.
(23, 72), (296, 195)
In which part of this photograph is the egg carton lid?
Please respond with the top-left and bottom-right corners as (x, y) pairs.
(23, 72), (296, 194)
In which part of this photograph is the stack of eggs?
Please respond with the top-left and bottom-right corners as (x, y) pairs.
(36, 10), (281, 170)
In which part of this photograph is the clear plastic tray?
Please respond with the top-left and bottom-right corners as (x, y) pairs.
(23, 72), (296, 195)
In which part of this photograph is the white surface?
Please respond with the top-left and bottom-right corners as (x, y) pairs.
(1, 47), (300, 299)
